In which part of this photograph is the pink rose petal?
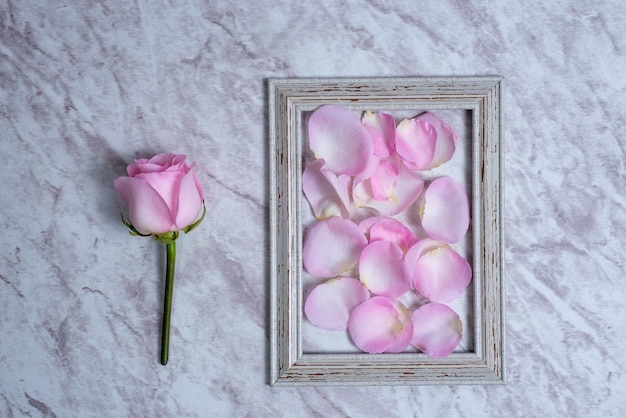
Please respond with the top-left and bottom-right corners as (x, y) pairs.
(421, 176), (469, 244)
(308, 105), (374, 176)
(302, 159), (351, 219)
(395, 112), (457, 170)
(348, 296), (413, 354)
(174, 170), (204, 229)
(134, 169), (183, 216)
(411, 303), (462, 358)
(412, 246), (472, 303)
(114, 176), (174, 234)
(361, 111), (396, 158)
(370, 159), (399, 201)
(421, 112), (457, 169)
(359, 241), (410, 298)
(404, 238), (445, 280)
(359, 217), (417, 253)
(127, 153), (187, 176)
(395, 116), (437, 170)
(302, 217), (368, 278)
(304, 277), (370, 331)
(353, 158), (424, 216)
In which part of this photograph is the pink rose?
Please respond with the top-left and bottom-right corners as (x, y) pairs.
(114, 153), (204, 235)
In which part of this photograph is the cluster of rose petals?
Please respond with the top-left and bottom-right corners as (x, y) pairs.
(302, 106), (471, 358)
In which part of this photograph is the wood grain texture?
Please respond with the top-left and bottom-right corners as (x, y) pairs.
(269, 77), (504, 386)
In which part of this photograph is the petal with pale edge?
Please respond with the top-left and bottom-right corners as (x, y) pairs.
(395, 116), (437, 170)
(304, 277), (370, 331)
(419, 112), (457, 169)
(302, 159), (351, 219)
(361, 111), (396, 157)
(411, 303), (462, 358)
(412, 246), (472, 302)
(421, 176), (469, 244)
(404, 238), (446, 280)
(302, 217), (368, 278)
(308, 105), (374, 176)
(359, 241), (410, 298)
(114, 177), (174, 235)
(348, 296), (413, 353)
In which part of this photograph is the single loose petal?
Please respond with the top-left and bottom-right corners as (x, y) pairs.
(412, 246), (472, 302)
(419, 112), (457, 169)
(404, 238), (445, 280)
(361, 111), (396, 157)
(395, 116), (437, 170)
(359, 241), (410, 298)
(308, 105), (374, 176)
(114, 177), (174, 234)
(348, 296), (413, 353)
(411, 303), (462, 358)
(421, 176), (469, 244)
(304, 277), (370, 331)
(395, 113), (456, 170)
(303, 217), (368, 278)
(302, 159), (351, 219)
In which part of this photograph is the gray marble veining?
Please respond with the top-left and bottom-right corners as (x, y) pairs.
(1, 0), (625, 416)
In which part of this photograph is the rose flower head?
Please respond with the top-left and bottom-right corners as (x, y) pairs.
(114, 153), (204, 242)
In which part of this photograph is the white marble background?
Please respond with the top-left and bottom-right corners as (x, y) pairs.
(1, 0), (624, 416)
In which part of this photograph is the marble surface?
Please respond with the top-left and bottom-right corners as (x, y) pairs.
(1, 0), (625, 416)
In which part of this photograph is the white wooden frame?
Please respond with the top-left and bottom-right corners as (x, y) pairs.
(269, 77), (504, 386)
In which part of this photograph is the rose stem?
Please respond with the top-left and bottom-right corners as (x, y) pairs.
(160, 241), (176, 365)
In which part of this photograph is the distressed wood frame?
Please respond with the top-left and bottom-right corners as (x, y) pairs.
(269, 77), (504, 386)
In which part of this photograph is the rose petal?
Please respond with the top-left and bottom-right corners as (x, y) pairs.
(404, 238), (445, 280)
(353, 158), (424, 216)
(370, 159), (399, 201)
(304, 277), (370, 331)
(411, 303), (462, 358)
(421, 176), (469, 244)
(134, 170), (183, 217)
(174, 170), (204, 229)
(395, 113), (456, 170)
(302, 217), (368, 278)
(348, 296), (413, 353)
(359, 217), (417, 253)
(359, 241), (410, 298)
(114, 177), (174, 234)
(302, 159), (351, 219)
(395, 116), (437, 170)
(361, 111), (396, 157)
(412, 246), (472, 302)
(419, 112), (457, 169)
(308, 105), (374, 176)
(127, 153), (187, 175)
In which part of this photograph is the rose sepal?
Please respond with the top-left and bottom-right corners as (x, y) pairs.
(182, 203), (206, 234)
(153, 231), (180, 244)
(120, 214), (151, 237)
